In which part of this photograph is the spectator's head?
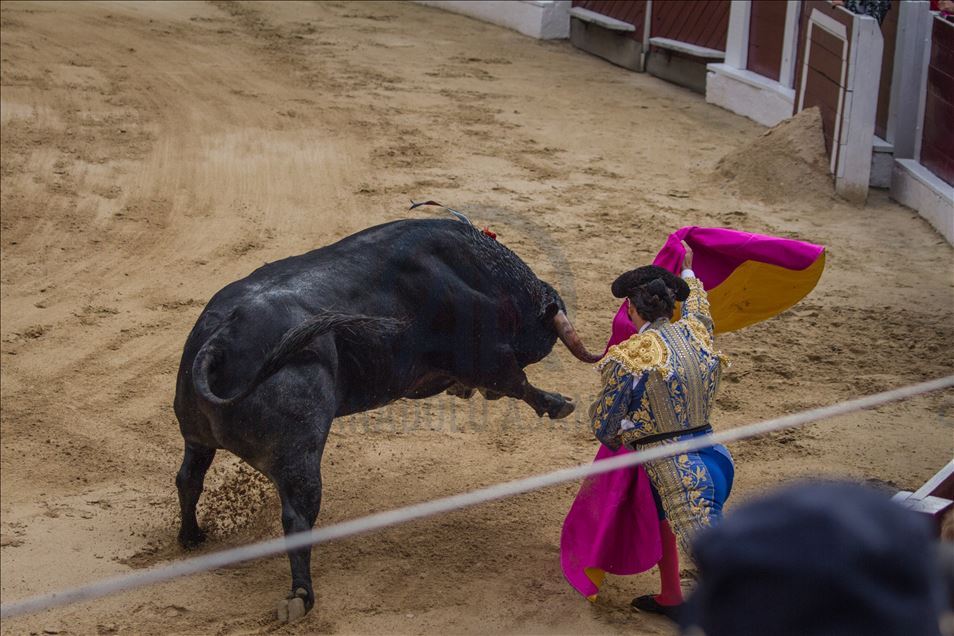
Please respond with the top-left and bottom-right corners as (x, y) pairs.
(681, 481), (947, 636)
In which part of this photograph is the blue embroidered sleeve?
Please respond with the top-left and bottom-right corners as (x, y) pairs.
(589, 361), (644, 451)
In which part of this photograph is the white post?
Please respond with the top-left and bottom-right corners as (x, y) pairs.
(912, 14), (933, 163)
(724, 0), (752, 69)
(641, 0), (653, 72)
(835, 13), (884, 202)
(779, 0), (801, 87)
(889, 1), (932, 159)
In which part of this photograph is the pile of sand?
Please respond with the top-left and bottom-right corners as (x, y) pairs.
(713, 107), (835, 204)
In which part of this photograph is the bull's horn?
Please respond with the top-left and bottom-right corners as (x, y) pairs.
(553, 310), (602, 363)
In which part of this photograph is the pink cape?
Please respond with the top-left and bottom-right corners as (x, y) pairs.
(560, 227), (825, 599)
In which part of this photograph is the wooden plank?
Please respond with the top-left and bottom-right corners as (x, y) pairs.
(922, 101), (954, 183)
(810, 23), (849, 59)
(929, 35), (954, 72)
(807, 31), (847, 88)
(696, 0), (726, 48)
(686, 0), (726, 51)
(599, 1), (618, 16)
(651, 0), (728, 51)
(706, 0), (730, 50)
(656, 1), (695, 42)
(927, 64), (954, 105)
(921, 144), (954, 186)
(801, 75), (840, 153)
(912, 461), (954, 501)
(921, 118), (954, 159)
(606, 0), (622, 17)
(794, 1), (855, 109)
(804, 65), (844, 114)
(897, 494), (954, 517)
(924, 88), (954, 128)
(652, 0), (682, 40)
(618, 2), (638, 25)
(933, 12), (954, 51)
(679, 1), (709, 48)
(923, 98), (954, 155)
(621, 1), (646, 35)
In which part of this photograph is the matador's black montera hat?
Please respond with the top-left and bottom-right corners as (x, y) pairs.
(611, 265), (690, 301)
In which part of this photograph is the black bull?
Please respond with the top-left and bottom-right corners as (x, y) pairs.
(173, 218), (600, 620)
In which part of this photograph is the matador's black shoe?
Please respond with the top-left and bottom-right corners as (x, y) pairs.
(631, 595), (682, 622)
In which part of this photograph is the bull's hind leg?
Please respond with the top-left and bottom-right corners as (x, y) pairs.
(176, 441), (216, 548)
(272, 446), (325, 623)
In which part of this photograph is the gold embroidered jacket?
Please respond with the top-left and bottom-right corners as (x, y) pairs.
(589, 276), (726, 451)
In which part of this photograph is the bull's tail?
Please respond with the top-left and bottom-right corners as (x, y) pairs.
(192, 311), (405, 408)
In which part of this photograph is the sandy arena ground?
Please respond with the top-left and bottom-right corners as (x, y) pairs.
(1, 2), (952, 634)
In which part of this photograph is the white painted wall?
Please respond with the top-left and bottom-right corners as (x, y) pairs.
(706, 64), (795, 127)
(889, 8), (953, 246)
(833, 11), (883, 203)
(892, 160), (954, 245)
(416, 1), (571, 40)
(887, 1), (932, 159)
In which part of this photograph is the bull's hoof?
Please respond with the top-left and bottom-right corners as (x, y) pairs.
(478, 388), (505, 400)
(177, 528), (207, 549)
(446, 383), (475, 399)
(548, 397), (575, 419)
(276, 587), (311, 623)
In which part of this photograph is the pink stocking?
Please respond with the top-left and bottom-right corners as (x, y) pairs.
(655, 520), (683, 606)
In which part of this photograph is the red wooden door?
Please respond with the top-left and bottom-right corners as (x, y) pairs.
(651, 0), (730, 51)
(921, 16), (954, 186)
(747, 0), (787, 81)
(793, 1), (855, 165)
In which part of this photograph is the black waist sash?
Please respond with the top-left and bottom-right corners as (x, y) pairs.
(630, 423), (712, 448)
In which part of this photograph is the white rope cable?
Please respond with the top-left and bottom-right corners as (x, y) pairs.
(2, 375), (952, 619)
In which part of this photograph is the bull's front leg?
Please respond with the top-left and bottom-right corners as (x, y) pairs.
(520, 383), (576, 419)
(478, 351), (575, 419)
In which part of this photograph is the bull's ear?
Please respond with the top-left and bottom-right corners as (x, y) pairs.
(539, 302), (560, 322)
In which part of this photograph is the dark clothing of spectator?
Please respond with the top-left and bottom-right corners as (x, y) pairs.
(680, 481), (947, 636)
(838, 0), (892, 25)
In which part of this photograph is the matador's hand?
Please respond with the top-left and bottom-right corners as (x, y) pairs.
(682, 240), (693, 270)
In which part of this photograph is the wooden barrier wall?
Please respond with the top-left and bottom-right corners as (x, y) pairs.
(921, 16), (954, 186)
(651, 0), (729, 50)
